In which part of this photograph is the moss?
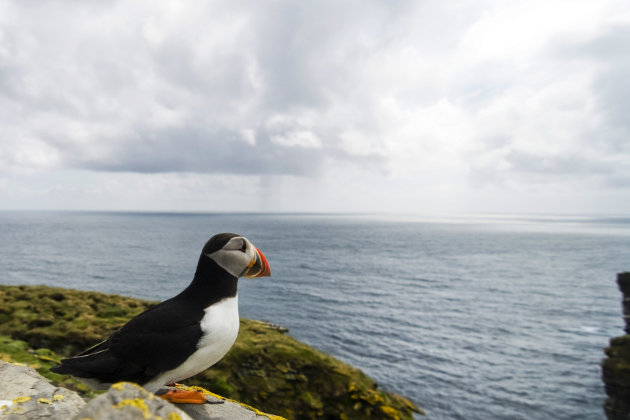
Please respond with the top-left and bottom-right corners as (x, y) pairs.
(0, 285), (154, 355)
(206, 374), (234, 396)
(0, 284), (422, 419)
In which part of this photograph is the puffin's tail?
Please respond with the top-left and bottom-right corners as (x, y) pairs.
(51, 349), (121, 382)
(51, 344), (153, 385)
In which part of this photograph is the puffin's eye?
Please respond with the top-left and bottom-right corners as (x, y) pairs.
(239, 241), (247, 253)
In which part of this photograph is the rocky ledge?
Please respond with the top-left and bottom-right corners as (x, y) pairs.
(0, 360), (284, 419)
(602, 272), (630, 420)
(0, 285), (421, 419)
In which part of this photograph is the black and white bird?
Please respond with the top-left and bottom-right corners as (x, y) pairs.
(50, 233), (270, 403)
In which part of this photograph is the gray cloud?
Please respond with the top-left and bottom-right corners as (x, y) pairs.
(589, 25), (630, 155)
(0, 1), (398, 177)
(72, 126), (326, 176)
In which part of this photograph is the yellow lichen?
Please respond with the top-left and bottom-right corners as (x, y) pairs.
(348, 382), (358, 392)
(12, 396), (30, 403)
(167, 412), (183, 420)
(380, 405), (401, 420)
(37, 397), (53, 405)
(52, 395), (64, 401)
(112, 381), (147, 392)
(12, 406), (26, 414)
(364, 389), (386, 405)
(114, 398), (151, 419)
(111, 382), (126, 391)
(175, 384), (219, 396)
(173, 384), (286, 420)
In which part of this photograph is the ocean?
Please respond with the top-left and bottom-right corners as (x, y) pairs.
(1, 211), (628, 419)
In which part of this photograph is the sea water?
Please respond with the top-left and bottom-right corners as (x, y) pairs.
(1, 211), (628, 419)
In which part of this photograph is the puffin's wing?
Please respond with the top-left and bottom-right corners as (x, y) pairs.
(108, 299), (205, 372)
(52, 299), (205, 383)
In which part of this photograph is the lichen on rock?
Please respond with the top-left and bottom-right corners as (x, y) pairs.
(72, 381), (192, 420)
(0, 360), (86, 419)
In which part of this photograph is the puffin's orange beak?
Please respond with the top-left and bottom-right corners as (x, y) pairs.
(245, 247), (271, 278)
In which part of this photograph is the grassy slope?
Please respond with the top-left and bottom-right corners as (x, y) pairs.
(0, 285), (421, 419)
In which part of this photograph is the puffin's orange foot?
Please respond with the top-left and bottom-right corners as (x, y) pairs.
(159, 389), (207, 404)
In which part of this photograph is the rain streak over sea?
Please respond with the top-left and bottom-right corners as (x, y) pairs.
(1, 211), (629, 419)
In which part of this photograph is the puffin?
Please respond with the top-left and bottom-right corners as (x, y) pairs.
(50, 233), (271, 404)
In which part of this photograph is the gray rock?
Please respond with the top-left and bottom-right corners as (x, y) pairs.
(0, 360), (85, 419)
(73, 383), (284, 420)
(72, 382), (192, 420)
(162, 386), (283, 420)
(618, 272), (630, 334)
(0, 362), (284, 420)
(602, 272), (630, 419)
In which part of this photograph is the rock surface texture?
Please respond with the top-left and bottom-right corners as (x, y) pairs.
(0, 361), (285, 420)
(602, 272), (630, 420)
(73, 382), (193, 420)
(0, 360), (85, 419)
(166, 385), (286, 420)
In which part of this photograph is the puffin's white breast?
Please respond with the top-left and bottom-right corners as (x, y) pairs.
(143, 295), (240, 391)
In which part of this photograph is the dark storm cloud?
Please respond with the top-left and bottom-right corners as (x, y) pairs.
(62, 123), (383, 177)
(74, 126), (326, 176)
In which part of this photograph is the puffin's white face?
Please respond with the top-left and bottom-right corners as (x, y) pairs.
(206, 236), (270, 279)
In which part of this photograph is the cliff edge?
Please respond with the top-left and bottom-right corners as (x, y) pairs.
(602, 272), (630, 419)
(0, 284), (421, 419)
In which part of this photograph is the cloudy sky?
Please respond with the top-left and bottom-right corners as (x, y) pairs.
(1, 0), (629, 214)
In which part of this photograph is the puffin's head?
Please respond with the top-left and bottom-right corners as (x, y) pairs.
(202, 233), (271, 279)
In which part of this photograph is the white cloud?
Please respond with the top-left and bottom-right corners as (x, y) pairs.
(270, 131), (322, 149)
